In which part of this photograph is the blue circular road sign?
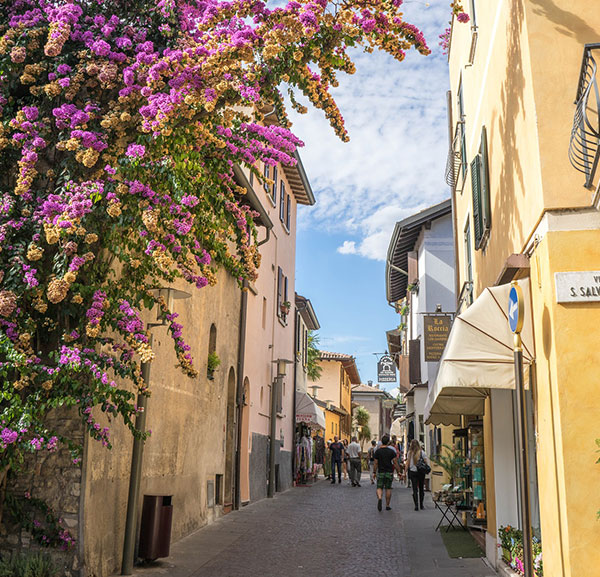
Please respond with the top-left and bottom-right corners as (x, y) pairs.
(508, 283), (524, 334)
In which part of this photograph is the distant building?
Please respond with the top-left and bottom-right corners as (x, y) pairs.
(311, 352), (360, 442)
(385, 198), (456, 491)
(351, 383), (393, 442)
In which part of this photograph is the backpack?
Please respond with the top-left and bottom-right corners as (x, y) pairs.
(416, 453), (431, 474)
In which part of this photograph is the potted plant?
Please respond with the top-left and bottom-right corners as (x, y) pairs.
(280, 300), (291, 316)
(498, 525), (515, 564)
(207, 351), (221, 380)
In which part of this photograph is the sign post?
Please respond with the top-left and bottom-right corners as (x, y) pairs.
(508, 282), (533, 577)
(377, 354), (397, 383)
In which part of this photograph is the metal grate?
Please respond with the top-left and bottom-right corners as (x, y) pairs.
(569, 44), (600, 187)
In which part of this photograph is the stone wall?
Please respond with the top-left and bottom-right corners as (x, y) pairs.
(0, 409), (85, 577)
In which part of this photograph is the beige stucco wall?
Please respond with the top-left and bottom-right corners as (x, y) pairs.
(313, 361), (342, 409)
(81, 268), (241, 577)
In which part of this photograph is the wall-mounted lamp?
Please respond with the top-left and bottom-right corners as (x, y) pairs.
(272, 358), (293, 378)
(149, 287), (192, 326)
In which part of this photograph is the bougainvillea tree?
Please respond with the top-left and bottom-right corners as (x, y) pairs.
(0, 0), (464, 476)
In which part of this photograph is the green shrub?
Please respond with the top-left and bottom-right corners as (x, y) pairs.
(0, 551), (59, 577)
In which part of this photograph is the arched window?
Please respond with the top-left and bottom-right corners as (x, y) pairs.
(207, 324), (218, 380)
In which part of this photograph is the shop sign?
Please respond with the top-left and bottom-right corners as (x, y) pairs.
(377, 354), (396, 383)
(423, 315), (451, 362)
(555, 271), (600, 303)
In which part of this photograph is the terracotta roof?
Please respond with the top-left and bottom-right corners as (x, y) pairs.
(351, 383), (392, 397)
(319, 350), (352, 361)
(318, 351), (361, 385)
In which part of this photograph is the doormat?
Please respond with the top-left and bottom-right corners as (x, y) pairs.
(439, 527), (484, 558)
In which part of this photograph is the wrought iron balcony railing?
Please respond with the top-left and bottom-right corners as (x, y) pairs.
(445, 119), (467, 191)
(569, 44), (600, 187)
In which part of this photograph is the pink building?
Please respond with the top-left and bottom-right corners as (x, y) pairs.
(236, 142), (315, 504)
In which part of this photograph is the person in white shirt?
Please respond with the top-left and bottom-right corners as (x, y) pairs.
(346, 436), (362, 487)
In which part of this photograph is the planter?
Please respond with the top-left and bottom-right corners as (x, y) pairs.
(501, 547), (512, 563)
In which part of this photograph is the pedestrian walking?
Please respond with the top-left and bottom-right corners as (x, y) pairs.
(367, 440), (377, 484)
(373, 434), (401, 511)
(342, 438), (349, 481)
(329, 436), (344, 484)
(324, 440), (332, 480)
(406, 439), (431, 511)
(346, 436), (362, 487)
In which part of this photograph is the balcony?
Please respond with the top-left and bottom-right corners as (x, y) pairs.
(569, 44), (600, 188)
(445, 120), (468, 192)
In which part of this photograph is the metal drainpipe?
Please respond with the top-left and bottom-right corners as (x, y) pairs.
(234, 282), (248, 510)
(121, 333), (153, 575)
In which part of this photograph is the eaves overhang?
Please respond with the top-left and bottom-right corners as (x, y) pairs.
(385, 199), (452, 304)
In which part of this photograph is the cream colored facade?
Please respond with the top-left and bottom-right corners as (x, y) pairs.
(444, 2), (600, 575)
(310, 353), (360, 442)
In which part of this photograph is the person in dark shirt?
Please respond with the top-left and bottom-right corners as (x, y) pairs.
(329, 436), (344, 484)
(373, 434), (400, 511)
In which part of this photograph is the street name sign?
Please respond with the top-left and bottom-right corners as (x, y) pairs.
(508, 283), (524, 334)
(377, 354), (397, 383)
(423, 315), (451, 362)
(555, 271), (600, 303)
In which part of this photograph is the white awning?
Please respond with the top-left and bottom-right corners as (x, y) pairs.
(295, 392), (326, 430)
(424, 279), (535, 426)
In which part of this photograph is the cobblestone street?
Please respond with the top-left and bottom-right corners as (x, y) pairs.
(130, 474), (496, 577)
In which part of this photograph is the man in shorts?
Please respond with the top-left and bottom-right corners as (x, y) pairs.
(373, 434), (400, 511)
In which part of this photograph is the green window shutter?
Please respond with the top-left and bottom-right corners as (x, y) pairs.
(471, 154), (483, 248)
(480, 126), (491, 239)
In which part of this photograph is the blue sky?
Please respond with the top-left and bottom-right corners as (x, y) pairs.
(291, 1), (453, 388)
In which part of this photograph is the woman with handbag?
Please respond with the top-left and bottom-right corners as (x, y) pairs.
(406, 439), (431, 511)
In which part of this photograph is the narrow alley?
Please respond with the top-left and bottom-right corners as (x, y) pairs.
(130, 475), (495, 577)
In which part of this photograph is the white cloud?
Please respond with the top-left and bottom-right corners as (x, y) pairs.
(292, 2), (453, 260)
(337, 240), (357, 255)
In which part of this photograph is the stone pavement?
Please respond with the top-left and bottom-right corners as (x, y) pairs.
(127, 473), (497, 577)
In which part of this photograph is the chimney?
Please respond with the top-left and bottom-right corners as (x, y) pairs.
(367, 380), (373, 387)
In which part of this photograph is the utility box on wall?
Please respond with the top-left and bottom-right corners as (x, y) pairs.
(138, 495), (173, 561)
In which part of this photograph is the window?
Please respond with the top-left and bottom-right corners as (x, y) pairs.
(470, 126), (491, 249)
(207, 323), (217, 379)
(272, 166), (278, 204)
(464, 220), (474, 306)
(279, 180), (285, 222)
(263, 163), (270, 195)
(285, 194), (291, 231)
(277, 266), (289, 321)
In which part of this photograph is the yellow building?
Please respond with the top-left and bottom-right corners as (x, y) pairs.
(424, 2), (600, 576)
(310, 351), (360, 442)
